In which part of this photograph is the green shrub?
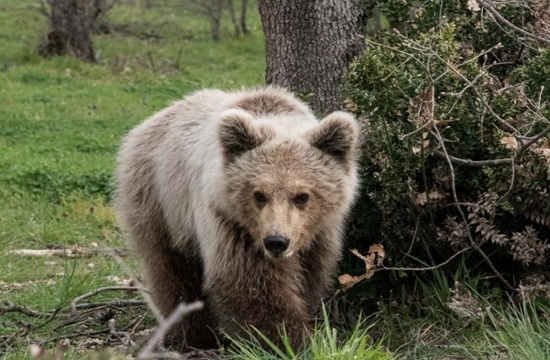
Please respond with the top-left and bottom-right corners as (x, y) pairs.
(345, 0), (550, 295)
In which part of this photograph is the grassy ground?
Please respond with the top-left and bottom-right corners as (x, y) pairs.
(1, 1), (549, 359)
(0, 0), (265, 358)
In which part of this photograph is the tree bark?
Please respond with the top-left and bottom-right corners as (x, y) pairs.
(40, 0), (96, 62)
(258, 0), (374, 114)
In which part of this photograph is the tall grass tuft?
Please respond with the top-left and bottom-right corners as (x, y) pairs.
(225, 305), (393, 360)
(480, 300), (550, 360)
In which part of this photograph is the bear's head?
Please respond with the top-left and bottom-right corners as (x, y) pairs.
(218, 108), (360, 259)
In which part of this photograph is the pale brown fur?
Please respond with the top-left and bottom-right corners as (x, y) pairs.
(114, 87), (360, 350)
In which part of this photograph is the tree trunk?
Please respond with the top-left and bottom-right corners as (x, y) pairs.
(240, 0), (249, 35)
(226, 0), (240, 36)
(210, 0), (223, 41)
(40, 0), (96, 62)
(258, 0), (374, 114)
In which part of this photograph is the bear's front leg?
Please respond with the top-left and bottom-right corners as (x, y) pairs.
(203, 251), (311, 350)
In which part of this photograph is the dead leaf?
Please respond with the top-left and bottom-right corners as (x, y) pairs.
(338, 244), (385, 291)
(501, 136), (518, 151)
(338, 274), (367, 291)
(420, 86), (435, 116)
(416, 190), (445, 205)
(467, 0), (480, 12)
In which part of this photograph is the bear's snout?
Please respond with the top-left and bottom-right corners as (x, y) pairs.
(263, 235), (289, 257)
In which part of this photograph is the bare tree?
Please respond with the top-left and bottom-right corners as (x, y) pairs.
(259, 0), (375, 114)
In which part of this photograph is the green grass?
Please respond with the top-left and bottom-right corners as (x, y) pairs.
(226, 307), (392, 360)
(479, 300), (550, 359)
(0, 0), (265, 358)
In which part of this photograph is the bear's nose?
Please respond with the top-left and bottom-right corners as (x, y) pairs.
(263, 236), (289, 256)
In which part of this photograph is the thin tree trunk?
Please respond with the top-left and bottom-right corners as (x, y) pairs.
(40, 0), (96, 62)
(259, 0), (374, 114)
(210, 0), (223, 41)
(240, 0), (249, 35)
(226, 0), (240, 36)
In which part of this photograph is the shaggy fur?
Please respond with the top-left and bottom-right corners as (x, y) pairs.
(114, 87), (360, 350)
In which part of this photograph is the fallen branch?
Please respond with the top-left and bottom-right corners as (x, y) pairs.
(0, 301), (51, 317)
(7, 246), (127, 258)
(42, 328), (112, 344)
(70, 286), (142, 312)
(70, 299), (147, 311)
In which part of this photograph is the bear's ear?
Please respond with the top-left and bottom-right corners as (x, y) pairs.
(219, 109), (270, 161)
(308, 111), (360, 162)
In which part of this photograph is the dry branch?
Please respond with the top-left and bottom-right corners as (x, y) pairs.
(433, 151), (513, 167)
(381, 247), (472, 272)
(7, 246), (127, 258)
(0, 301), (51, 317)
(477, 0), (550, 43)
(428, 90), (517, 292)
(107, 248), (164, 323)
(70, 299), (146, 311)
(137, 301), (204, 359)
(70, 286), (142, 312)
(107, 318), (134, 348)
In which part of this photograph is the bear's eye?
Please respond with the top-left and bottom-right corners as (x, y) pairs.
(254, 191), (267, 203)
(294, 193), (309, 205)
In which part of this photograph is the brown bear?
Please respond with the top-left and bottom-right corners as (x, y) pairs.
(114, 86), (360, 350)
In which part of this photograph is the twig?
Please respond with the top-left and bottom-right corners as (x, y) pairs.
(71, 299), (147, 311)
(382, 246), (472, 272)
(137, 301), (204, 359)
(6, 246), (128, 258)
(32, 308), (62, 331)
(478, 0), (550, 43)
(108, 318), (134, 348)
(107, 248), (164, 323)
(393, 31), (520, 135)
(517, 124), (550, 157)
(0, 301), (51, 317)
(70, 286), (142, 312)
(433, 150), (513, 167)
(41, 328), (111, 344)
(403, 216), (421, 261)
(430, 107), (517, 292)
(497, 157), (516, 203)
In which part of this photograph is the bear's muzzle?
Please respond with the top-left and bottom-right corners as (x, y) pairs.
(263, 235), (289, 257)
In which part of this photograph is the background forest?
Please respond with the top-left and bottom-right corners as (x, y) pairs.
(1, 0), (549, 359)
